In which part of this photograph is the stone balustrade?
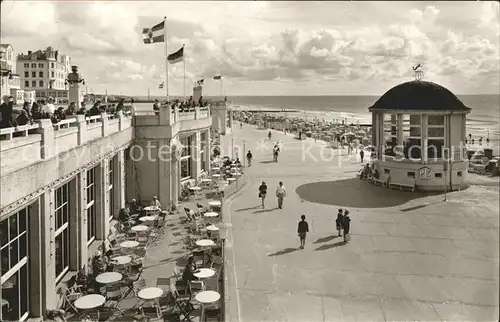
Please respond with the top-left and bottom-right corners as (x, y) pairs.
(0, 111), (133, 176)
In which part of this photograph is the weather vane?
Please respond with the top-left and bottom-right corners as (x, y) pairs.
(412, 64), (424, 81)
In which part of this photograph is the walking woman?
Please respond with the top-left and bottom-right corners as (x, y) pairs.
(258, 181), (268, 208)
(336, 209), (344, 237)
(343, 210), (351, 242)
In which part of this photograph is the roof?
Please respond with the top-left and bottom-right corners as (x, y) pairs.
(368, 80), (471, 112)
(0, 44), (12, 49)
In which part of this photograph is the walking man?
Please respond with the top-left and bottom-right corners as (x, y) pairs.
(297, 214), (309, 249)
(360, 149), (364, 163)
(343, 210), (351, 242)
(258, 181), (268, 208)
(276, 181), (286, 209)
(336, 209), (344, 237)
(246, 150), (253, 167)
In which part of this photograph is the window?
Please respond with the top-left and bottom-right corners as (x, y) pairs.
(407, 172), (415, 178)
(86, 167), (97, 244)
(402, 114), (422, 159)
(39, 71), (43, 78)
(31, 81), (36, 87)
(31, 71), (36, 78)
(51, 71), (54, 78)
(457, 171), (463, 177)
(31, 63), (36, 68)
(24, 81), (29, 88)
(0, 208), (29, 322)
(51, 63), (54, 68)
(384, 169), (390, 174)
(180, 136), (192, 180)
(23, 63), (29, 68)
(54, 183), (70, 282)
(39, 81), (44, 87)
(108, 158), (115, 221)
(24, 71), (28, 78)
(435, 173), (442, 178)
(38, 63), (43, 68)
(200, 133), (206, 172)
(383, 114), (397, 156)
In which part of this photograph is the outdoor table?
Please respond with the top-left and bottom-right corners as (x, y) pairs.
(74, 294), (106, 310)
(189, 186), (201, 191)
(111, 255), (132, 265)
(204, 212), (219, 218)
(120, 240), (139, 248)
(144, 206), (159, 212)
(196, 239), (215, 247)
(96, 272), (122, 284)
(212, 174), (221, 178)
(131, 225), (149, 232)
(193, 268), (216, 279)
(196, 290), (221, 321)
(139, 216), (157, 222)
(211, 167), (220, 172)
(228, 178), (236, 183)
(206, 225), (219, 231)
(201, 179), (212, 183)
(138, 287), (164, 300)
(208, 201), (221, 207)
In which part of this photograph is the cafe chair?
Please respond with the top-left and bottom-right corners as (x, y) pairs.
(204, 308), (222, 322)
(156, 277), (171, 293)
(141, 306), (163, 322)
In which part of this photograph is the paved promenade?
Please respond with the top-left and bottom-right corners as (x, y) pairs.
(221, 124), (499, 322)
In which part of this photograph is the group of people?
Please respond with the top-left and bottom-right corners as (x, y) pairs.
(0, 95), (127, 129)
(258, 181), (287, 209)
(152, 96), (209, 115)
(295, 209), (351, 250)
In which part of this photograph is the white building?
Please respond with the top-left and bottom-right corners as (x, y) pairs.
(0, 44), (21, 100)
(16, 46), (72, 103)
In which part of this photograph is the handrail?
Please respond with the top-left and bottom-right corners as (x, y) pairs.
(0, 123), (40, 140)
(86, 115), (102, 124)
(53, 118), (77, 131)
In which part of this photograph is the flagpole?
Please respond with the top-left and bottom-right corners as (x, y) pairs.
(163, 16), (169, 102)
(220, 78), (222, 96)
(183, 44), (186, 103)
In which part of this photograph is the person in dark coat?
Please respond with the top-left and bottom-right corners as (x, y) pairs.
(335, 209), (344, 237)
(342, 210), (351, 242)
(258, 181), (267, 208)
(360, 149), (364, 163)
(297, 214), (309, 249)
(246, 150), (253, 167)
(0, 96), (16, 128)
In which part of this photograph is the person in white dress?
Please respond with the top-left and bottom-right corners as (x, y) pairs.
(151, 196), (161, 209)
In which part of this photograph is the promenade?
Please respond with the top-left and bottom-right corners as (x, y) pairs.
(221, 124), (499, 322)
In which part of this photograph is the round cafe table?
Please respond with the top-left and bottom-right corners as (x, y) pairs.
(96, 272), (122, 284)
(120, 240), (139, 248)
(195, 290), (221, 304)
(74, 294), (106, 310)
(144, 206), (159, 212)
(138, 287), (164, 300)
(189, 186), (201, 191)
(139, 216), (156, 222)
(131, 225), (149, 232)
(201, 179), (212, 183)
(212, 174), (221, 179)
(193, 268), (216, 279)
(111, 255), (132, 265)
(211, 167), (220, 172)
(196, 239), (215, 247)
(206, 225), (219, 231)
(204, 212), (219, 218)
(208, 201), (221, 207)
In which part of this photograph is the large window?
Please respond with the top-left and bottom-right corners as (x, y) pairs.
(402, 114), (422, 159)
(86, 167), (97, 244)
(1, 208), (29, 322)
(180, 136), (192, 180)
(383, 114), (397, 156)
(108, 158), (115, 221)
(427, 115), (445, 159)
(54, 183), (70, 282)
(200, 133), (207, 172)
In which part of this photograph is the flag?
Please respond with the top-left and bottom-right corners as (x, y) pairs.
(213, 75), (222, 80)
(142, 20), (165, 44)
(197, 79), (204, 85)
(167, 47), (184, 64)
(159, 81), (164, 89)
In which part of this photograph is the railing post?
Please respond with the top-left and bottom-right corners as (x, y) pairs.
(174, 105), (179, 123)
(159, 103), (173, 125)
(101, 112), (109, 137)
(37, 119), (55, 159)
(194, 105), (200, 119)
(75, 114), (87, 145)
(118, 111), (125, 131)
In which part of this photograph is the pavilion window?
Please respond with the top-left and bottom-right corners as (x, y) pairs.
(0, 208), (30, 322)
(180, 136), (192, 180)
(427, 115), (445, 159)
(383, 114), (397, 156)
(86, 167), (97, 245)
(402, 114), (422, 159)
(55, 183), (70, 282)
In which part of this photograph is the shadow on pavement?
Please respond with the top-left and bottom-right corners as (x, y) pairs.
(314, 241), (346, 251)
(313, 235), (340, 244)
(260, 160), (275, 164)
(253, 207), (279, 214)
(235, 205), (262, 212)
(296, 178), (443, 208)
(268, 248), (299, 257)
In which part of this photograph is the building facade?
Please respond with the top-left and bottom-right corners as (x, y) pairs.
(16, 47), (72, 103)
(369, 80), (470, 191)
(0, 44), (21, 100)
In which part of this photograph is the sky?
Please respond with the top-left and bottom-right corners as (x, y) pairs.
(1, 1), (499, 96)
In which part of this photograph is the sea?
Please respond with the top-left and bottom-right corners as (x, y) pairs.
(134, 94), (500, 152)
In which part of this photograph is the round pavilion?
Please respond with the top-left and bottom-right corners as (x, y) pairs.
(369, 80), (471, 191)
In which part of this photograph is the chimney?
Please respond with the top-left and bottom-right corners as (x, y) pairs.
(28, 50), (32, 55)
